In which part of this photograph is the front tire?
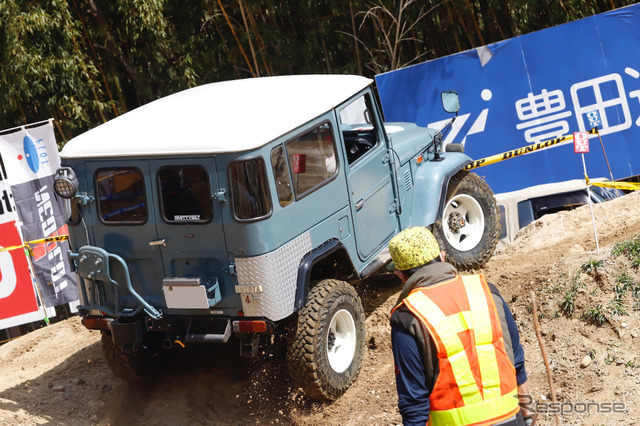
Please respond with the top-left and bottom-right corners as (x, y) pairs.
(432, 171), (499, 270)
(287, 279), (365, 400)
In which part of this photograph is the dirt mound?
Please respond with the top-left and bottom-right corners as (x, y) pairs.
(2, 192), (640, 425)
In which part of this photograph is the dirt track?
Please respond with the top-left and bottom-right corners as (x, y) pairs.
(2, 191), (640, 425)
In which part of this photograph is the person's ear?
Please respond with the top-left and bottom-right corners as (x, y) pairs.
(394, 269), (407, 282)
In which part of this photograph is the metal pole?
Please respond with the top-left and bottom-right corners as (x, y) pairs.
(582, 153), (600, 253)
(596, 130), (614, 182)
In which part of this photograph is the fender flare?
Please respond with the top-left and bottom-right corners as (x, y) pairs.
(294, 239), (354, 311)
(435, 161), (473, 221)
(409, 153), (472, 226)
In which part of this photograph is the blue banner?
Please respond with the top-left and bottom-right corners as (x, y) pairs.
(375, 4), (640, 193)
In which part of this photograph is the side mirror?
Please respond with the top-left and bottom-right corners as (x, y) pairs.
(441, 90), (460, 114)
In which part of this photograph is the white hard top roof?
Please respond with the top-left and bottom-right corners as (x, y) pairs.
(60, 74), (372, 158)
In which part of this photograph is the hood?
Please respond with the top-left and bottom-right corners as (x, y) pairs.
(384, 123), (438, 165)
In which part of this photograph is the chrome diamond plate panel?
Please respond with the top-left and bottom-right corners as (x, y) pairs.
(235, 232), (312, 320)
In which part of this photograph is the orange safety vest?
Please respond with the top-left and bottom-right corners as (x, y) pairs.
(396, 274), (519, 426)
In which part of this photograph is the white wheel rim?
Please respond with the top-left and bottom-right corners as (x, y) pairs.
(326, 309), (357, 373)
(442, 194), (485, 252)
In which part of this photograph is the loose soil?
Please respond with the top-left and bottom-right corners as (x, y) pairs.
(2, 191), (640, 425)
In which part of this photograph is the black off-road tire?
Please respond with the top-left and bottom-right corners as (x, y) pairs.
(100, 330), (155, 383)
(432, 171), (499, 270)
(287, 279), (365, 400)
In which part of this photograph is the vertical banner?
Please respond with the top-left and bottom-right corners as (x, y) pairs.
(0, 121), (77, 308)
(0, 176), (41, 327)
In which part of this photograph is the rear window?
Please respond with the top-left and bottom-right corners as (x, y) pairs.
(517, 190), (589, 229)
(96, 168), (147, 223)
(529, 190), (589, 219)
(229, 158), (272, 221)
(158, 166), (213, 223)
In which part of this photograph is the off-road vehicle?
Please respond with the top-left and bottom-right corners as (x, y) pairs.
(55, 75), (499, 400)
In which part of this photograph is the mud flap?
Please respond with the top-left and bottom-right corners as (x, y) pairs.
(109, 318), (146, 345)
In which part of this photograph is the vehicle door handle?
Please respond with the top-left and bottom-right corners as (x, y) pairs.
(355, 200), (364, 211)
(149, 239), (167, 247)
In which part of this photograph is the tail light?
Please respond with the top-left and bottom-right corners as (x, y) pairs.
(232, 320), (267, 333)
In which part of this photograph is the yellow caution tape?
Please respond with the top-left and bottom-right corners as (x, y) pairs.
(25, 235), (70, 245)
(0, 243), (28, 253)
(0, 234), (69, 253)
(586, 176), (640, 191)
(463, 127), (600, 171)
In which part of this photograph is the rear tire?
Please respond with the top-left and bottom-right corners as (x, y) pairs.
(100, 330), (155, 383)
(433, 171), (499, 270)
(287, 279), (365, 400)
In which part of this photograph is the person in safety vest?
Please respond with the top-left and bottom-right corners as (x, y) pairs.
(389, 227), (533, 426)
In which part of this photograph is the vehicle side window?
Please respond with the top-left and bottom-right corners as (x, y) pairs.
(229, 158), (272, 221)
(95, 168), (147, 224)
(270, 145), (293, 207)
(339, 94), (379, 165)
(498, 205), (507, 239)
(285, 123), (338, 198)
(158, 166), (213, 223)
(517, 201), (535, 229)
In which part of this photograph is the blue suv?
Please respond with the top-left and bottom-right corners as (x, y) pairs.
(54, 75), (499, 400)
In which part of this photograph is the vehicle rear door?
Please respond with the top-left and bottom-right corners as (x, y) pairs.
(88, 161), (165, 305)
(150, 158), (230, 308)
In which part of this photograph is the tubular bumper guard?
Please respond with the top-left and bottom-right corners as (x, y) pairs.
(69, 245), (162, 320)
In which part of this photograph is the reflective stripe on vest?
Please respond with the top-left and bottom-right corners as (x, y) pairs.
(402, 274), (519, 426)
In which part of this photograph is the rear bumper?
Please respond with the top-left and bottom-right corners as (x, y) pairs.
(83, 314), (274, 347)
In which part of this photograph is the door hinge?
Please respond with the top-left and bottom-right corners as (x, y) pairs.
(382, 153), (390, 164)
(227, 263), (236, 276)
(389, 202), (399, 214)
(214, 189), (226, 203)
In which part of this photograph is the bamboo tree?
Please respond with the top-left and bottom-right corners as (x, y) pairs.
(216, 0), (257, 76)
(70, 0), (119, 117)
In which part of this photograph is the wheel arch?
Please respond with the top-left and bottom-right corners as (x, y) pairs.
(294, 239), (357, 311)
(432, 171), (500, 270)
(409, 154), (472, 227)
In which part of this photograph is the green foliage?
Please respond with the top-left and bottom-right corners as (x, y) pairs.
(615, 272), (635, 293)
(559, 290), (575, 316)
(0, 0), (109, 139)
(582, 304), (607, 326)
(0, 0), (631, 141)
(581, 259), (604, 274)
(609, 272), (640, 316)
(558, 272), (583, 317)
(608, 297), (628, 317)
(612, 236), (640, 269)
